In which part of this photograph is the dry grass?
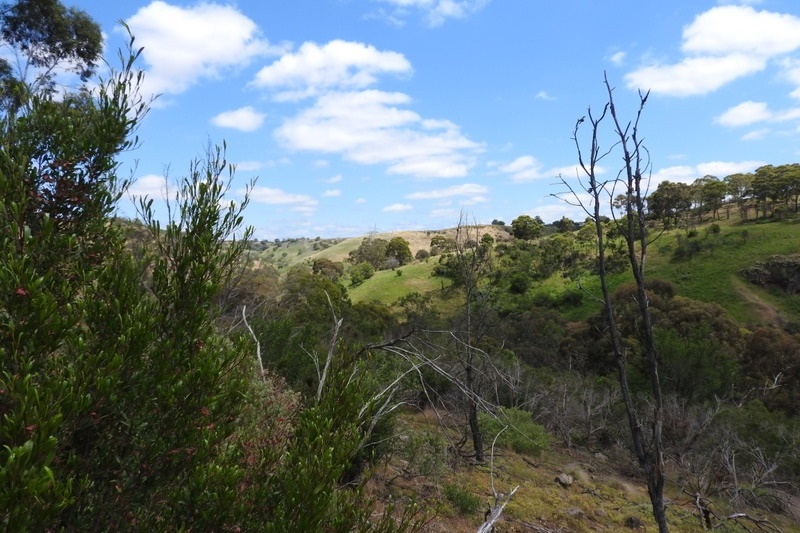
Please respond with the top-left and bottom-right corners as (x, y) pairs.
(366, 410), (800, 533)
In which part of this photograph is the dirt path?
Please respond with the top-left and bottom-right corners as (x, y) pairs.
(734, 280), (784, 326)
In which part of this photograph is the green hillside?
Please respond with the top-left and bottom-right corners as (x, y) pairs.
(343, 217), (797, 326)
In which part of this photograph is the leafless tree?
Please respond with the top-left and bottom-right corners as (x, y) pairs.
(441, 211), (496, 461)
(558, 73), (669, 532)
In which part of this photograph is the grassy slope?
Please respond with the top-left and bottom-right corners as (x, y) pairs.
(341, 215), (800, 326)
(536, 215), (800, 325)
(373, 410), (800, 532)
(645, 219), (800, 324)
(348, 259), (442, 306)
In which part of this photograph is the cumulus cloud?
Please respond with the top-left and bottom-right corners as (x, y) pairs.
(248, 186), (318, 213)
(323, 189), (342, 197)
(715, 101), (772, 126)
(626, 54), (765, 96)
(716, 100), (800, 127)
(682, 6), (800, 56)
(383, 203), (413, 212)
(535, 90), (555, 101)
(625, 5), (800, 96)
(126, 1), (274, 97)
(211, 106), (266, 132)
(498, 155), (545, 182)
(371, 0), (491, 27)
(127, 174), (167, 198)
(275, 90), (482, 178)
(251, 40), (411, 100)
(405, 183), (487, 200)
(650, 160), (765, 184)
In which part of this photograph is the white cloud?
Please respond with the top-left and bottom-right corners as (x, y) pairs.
(383, 203), (413, 212)
(126, 1), (273, 97)
(625, 6), (800, 96)
(650, 160), (765, 184)
(372, 0), (491, 27)
(127, 174), (167, 198)
(535, 90), (555, 101)
(716, 101), (772, 126)
(251, 40), (411, 100)
(211, 106), (266, 132)
(405, 183), (487, 200)
(716, 100), (800, 128)
(323, 189), (342, 197)
(248, 186), (318, 213)
(324, 174), (343, 184)
(275, 90), (482, 178)
(682, 6), (800, 56)
(498, 155), (545, 182)
(608, 51), (626, 66)
(741, 129), (770, 140)
(355, 198), (367, 204)
(626, 54), (765, 96)
(234, 160), (263, 172)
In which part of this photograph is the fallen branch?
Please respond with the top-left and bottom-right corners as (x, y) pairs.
(476, 485), (518, 533)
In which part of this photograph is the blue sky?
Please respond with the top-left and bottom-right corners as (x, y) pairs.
(73, 0), (800, 239)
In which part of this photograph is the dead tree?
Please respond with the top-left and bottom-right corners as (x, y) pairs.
(443, 212), (495, 462)
(559, 73), (669, 532)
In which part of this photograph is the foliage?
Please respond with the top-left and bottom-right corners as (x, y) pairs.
(647, 180), (692, 229)
(312, 257), (344, 281)
(386, 236), (413, 266)
(443, 484), (481, 516)
(0, 31), (148, 529)
(350, 260), (376, 286)
(511, 214), (543, 241)
(349, 235), (388, 269)
(479, 407), (549, 456)
(429, 234), (456, 256)
(0, 0), (102, 108)
(395, 431), (450, 479)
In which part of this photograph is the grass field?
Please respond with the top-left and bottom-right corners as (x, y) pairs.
(348, 259), (445, 305)
(527, 215), (800, 325)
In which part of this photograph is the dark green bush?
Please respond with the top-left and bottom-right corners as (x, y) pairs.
(444, 484), (481, 516)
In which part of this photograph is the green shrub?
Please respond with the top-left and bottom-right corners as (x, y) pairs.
(444, 484), (481, 516)
(397, 432), (449, 479)
(479, 407), (549, 456)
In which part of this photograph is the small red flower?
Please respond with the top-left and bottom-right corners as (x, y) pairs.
(15, 287), (29, 297)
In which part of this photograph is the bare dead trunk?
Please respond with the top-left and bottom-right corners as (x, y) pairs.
(563, 73), (670, 533)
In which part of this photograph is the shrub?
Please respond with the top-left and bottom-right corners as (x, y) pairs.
(349, 261), (375, 286)
(479, 407), (549, 456)
(444, 484), (481, 516)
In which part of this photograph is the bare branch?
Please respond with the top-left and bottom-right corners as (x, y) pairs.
(241, 305), (264, 380)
